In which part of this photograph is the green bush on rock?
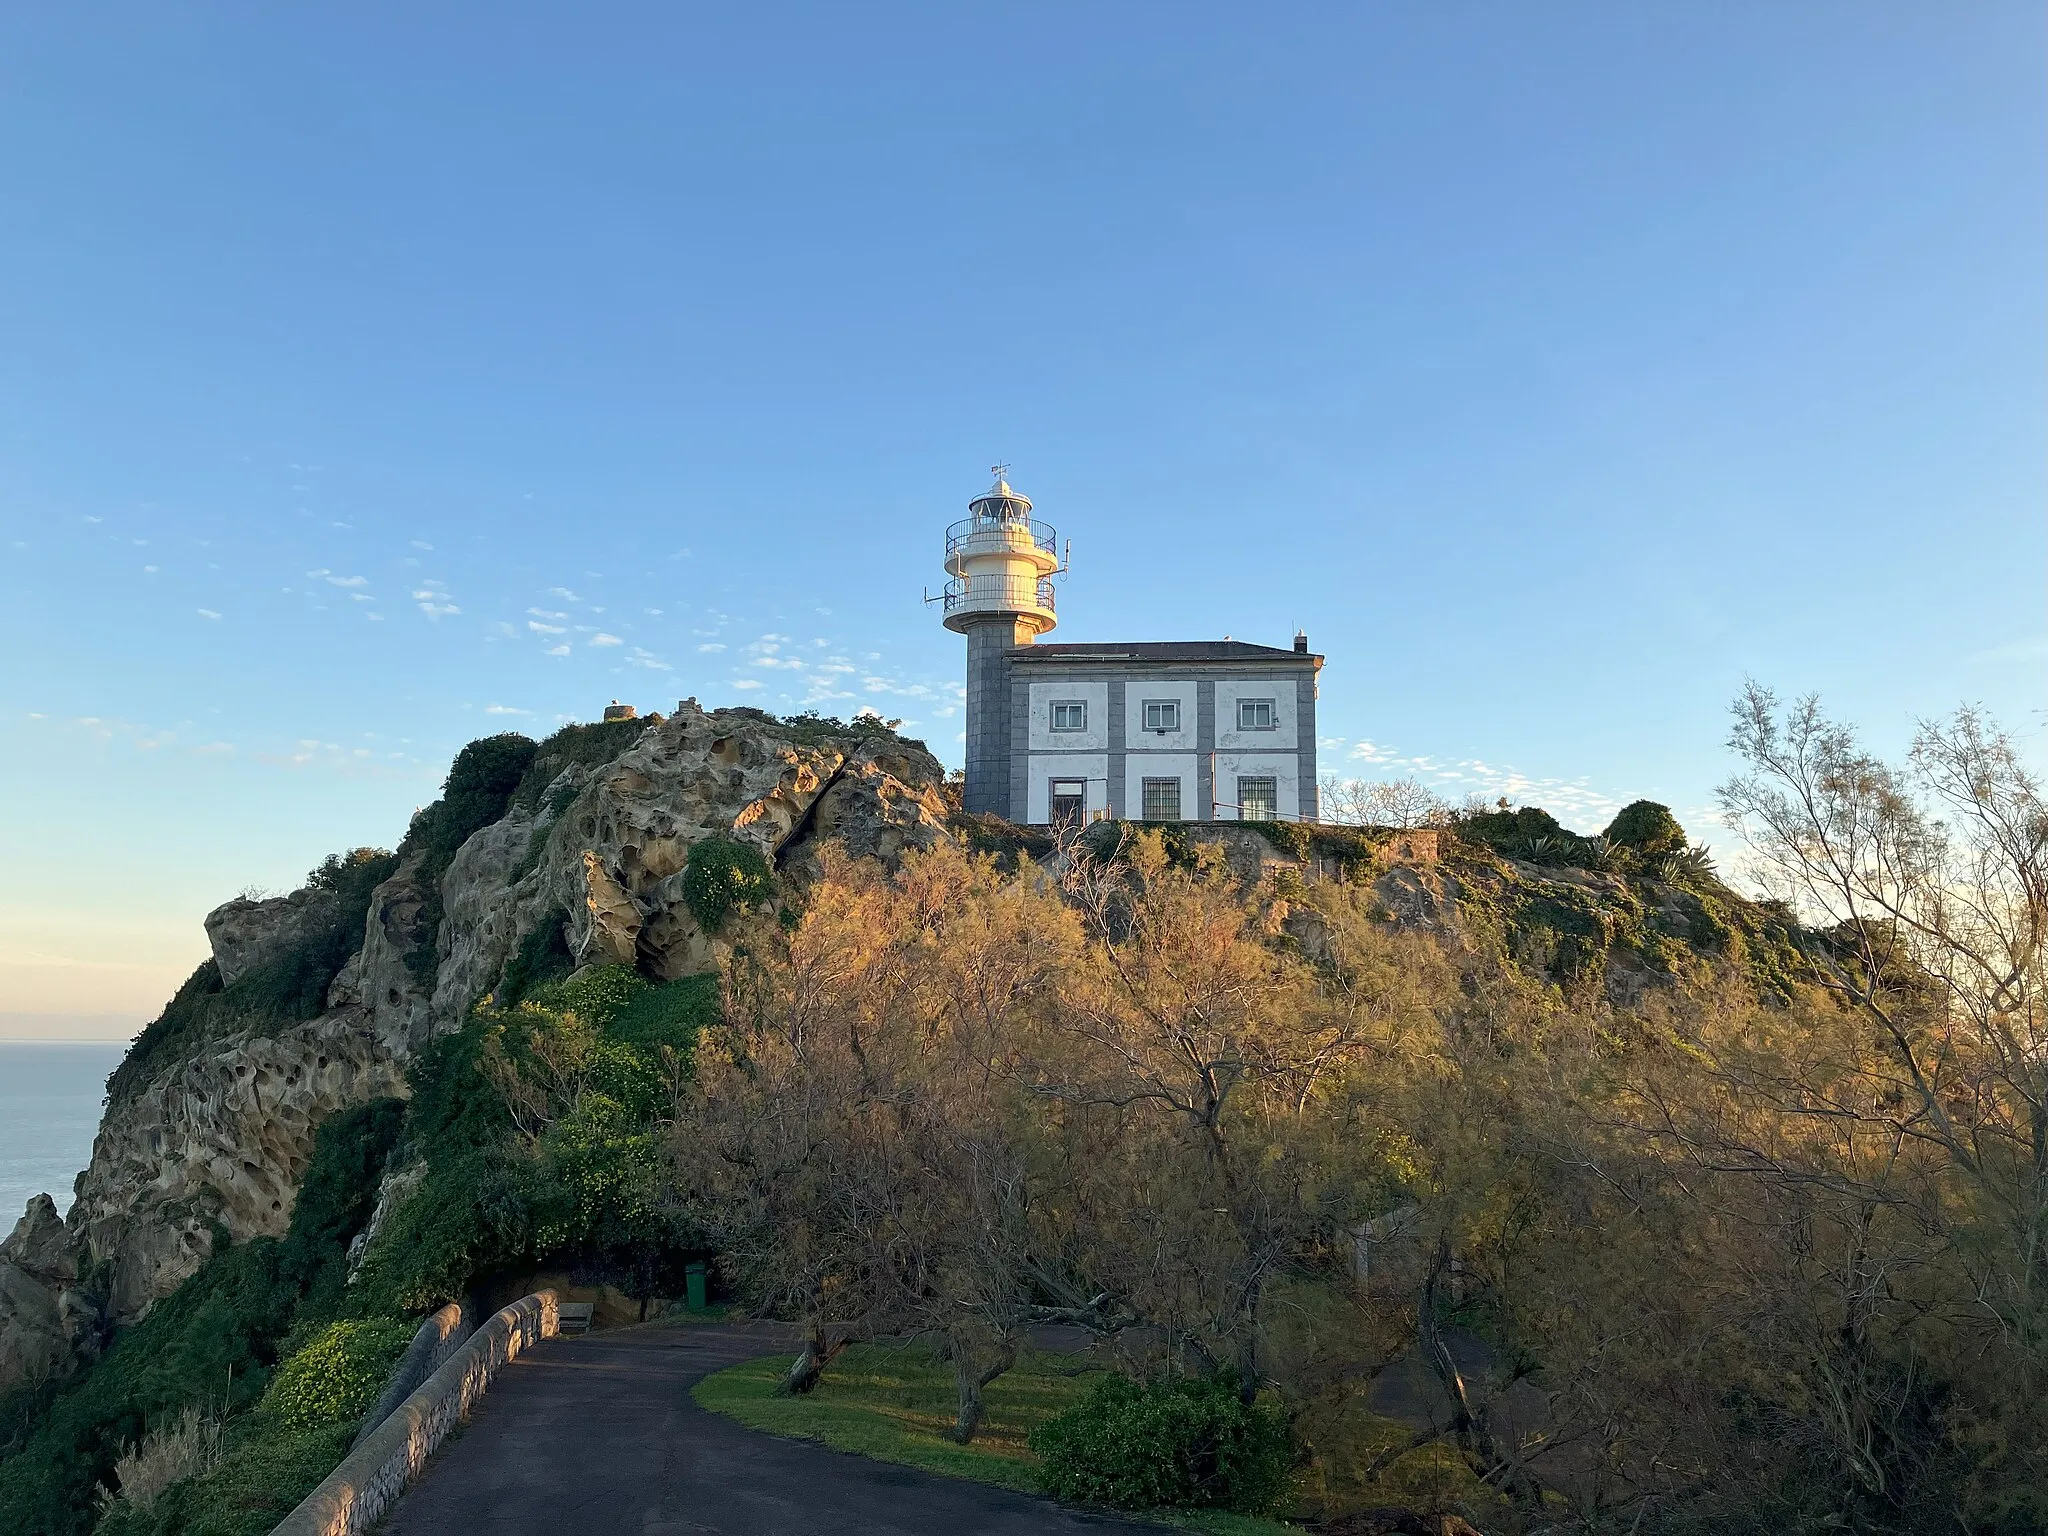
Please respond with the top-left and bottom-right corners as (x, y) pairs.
(1030, 1374), (1292, 1514)
(681, 837), (772, 934)
(262, 1320), (414, 1433)
(1602, 799), (1688, 857)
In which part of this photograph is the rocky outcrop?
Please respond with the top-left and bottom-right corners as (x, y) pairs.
(435, 702), (949, 1002)
(0, 703), (950, 1392)
(65, 1008), (413, 1322)
(203, 890), (343, 987)
(353, 851), (437, 1051)
(0, 1196), (99, 1395)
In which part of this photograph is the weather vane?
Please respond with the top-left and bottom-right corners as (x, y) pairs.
(990, 461), (1009, 482)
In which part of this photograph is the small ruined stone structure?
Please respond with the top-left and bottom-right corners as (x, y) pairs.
(940, 469), (1322, 824)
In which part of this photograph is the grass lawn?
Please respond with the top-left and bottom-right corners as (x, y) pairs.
(690, 1343), (1297, 1535)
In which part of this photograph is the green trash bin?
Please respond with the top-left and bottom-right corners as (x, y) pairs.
(685, 1261), (708, 1312)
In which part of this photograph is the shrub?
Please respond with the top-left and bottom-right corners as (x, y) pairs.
(681, 837), (772, 933)
(97, 1405), (223, 1515)
(1031, 1373), (1292, 1514)
(1603, 799), (1688, 857)
(261, 1320), (414, 1433)
(304, 847), (397, 904)
(1453, 805), (1573, 853)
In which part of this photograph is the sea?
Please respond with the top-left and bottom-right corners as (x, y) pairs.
(0, 1042), (126, 1235)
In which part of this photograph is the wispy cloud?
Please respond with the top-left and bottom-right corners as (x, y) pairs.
(197, 609), (221, 620)
(1966, 634), (2048, 666)
(485, 704), (530, 716)
(590, 633), (623, 647)
(528, 620), (566, 635)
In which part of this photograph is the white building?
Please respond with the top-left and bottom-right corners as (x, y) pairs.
(940, 470), (1321, 825)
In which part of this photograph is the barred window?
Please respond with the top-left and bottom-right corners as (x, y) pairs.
(1237, 698), (1277, 731)
(1051, 700), (1086, 732)
(1141, 777), (1182, 822)
(1238, 776), (1277, 821)
(1142, 699), (1180, 733)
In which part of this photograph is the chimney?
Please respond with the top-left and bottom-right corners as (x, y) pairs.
(1293, 630), (1308, 654)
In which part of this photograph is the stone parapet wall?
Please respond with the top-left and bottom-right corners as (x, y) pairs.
(271, 1290), (559, 1536)
(348, 1300), (472, 1451)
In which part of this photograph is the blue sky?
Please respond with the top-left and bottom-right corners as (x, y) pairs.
(2, 4), (2041, 1034)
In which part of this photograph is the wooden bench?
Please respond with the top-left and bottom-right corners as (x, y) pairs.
(556, 1302), (596, 1335)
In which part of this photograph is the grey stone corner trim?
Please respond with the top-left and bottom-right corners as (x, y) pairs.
(270, 1290), (560, 1536)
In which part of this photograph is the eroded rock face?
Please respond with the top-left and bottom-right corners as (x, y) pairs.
(353, 851), (436, 1051)
(67, 1006), (412, 1322)
(0, 1196), (97, 1395)
(0, 704), (951, 1391)
(436, 702), (950, 1007)
(204, 890), (342, 987)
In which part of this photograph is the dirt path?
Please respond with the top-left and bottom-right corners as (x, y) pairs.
(380, 1322), (1162, 1535)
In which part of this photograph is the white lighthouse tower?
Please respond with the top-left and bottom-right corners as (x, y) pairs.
(940, 467), (1063, 816)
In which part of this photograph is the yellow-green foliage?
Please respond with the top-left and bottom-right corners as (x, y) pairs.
(346, 966), (715, 1314)
(261, 1320), (414, 1433)
(1289, 1388), (1504, 1526)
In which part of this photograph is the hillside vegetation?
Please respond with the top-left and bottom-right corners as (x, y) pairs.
(3, 691), (2041, 1536)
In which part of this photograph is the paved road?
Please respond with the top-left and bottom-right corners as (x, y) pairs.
(382, 1323), (1161, 1535)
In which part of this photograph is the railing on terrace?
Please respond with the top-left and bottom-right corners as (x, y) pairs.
(941, 575), (1057, 613)
(944, 516), (1060, 557)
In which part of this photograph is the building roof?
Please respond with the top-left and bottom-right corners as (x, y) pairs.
(1009, 640), (1320, 665)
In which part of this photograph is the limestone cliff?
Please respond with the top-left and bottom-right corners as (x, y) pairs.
(0, 703), (949, 1393)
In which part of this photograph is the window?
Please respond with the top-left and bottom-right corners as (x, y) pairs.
(1051, 700), (1087, 732)
(1237, 776), (1278, 822)
(1141, 777), (1182, 822)
(1050, 779), (1087, 827)
(1237, 698), (1277, 731)
(1141, 699), (1180, 733)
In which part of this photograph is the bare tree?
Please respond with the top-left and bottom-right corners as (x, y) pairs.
(1720, 688), (2048, 1322)
(1319, 775), (1451, 830)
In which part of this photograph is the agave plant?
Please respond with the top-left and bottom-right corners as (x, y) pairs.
(1655, 845), (1719, 883)
(1521, 835), (1560, 861)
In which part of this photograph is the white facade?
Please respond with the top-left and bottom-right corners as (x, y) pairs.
(1027, 679), (1110, 752)
(1210, 751), (1304, 821)
(1123, 680), (1199, 752)
(1214, 678), (1297, 752)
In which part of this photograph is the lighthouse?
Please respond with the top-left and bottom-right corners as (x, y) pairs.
(939, 465), (1323, 826)
(940, 467), (1064, 816)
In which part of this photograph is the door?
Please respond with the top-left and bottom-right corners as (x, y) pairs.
(1049, 778), (1087, 828)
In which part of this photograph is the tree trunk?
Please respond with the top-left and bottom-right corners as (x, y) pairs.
(781, 1320), (846, 1395)
(950, 1335), (1018, 1443)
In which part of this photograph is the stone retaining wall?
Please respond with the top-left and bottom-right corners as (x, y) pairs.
(271, 1290), (559, 1536)
(349, 1300), (473, 1451)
